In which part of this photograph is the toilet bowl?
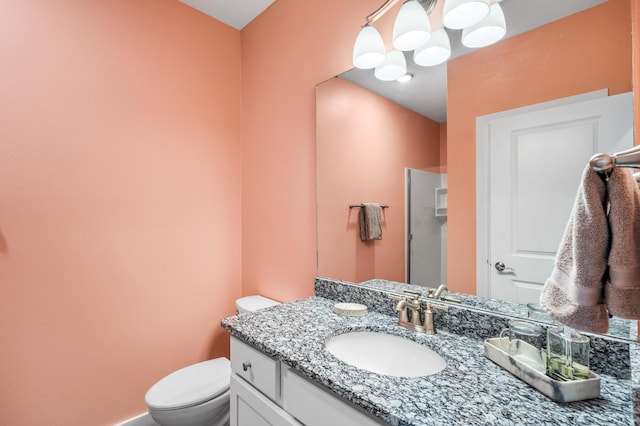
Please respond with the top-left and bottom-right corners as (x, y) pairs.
(146, 358), (230, 426)
(145, 295), (279, 426)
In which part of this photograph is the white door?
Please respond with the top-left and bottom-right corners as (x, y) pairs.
(488, 92), (633, 303)
(406, 169), (442, 287)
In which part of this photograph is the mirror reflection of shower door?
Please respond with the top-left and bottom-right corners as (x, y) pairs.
(488, 92), (634, 303)
(406, 169), (446, 287)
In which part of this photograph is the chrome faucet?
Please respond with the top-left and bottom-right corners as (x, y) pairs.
(388, 290), (450, 334)
(389, 290), (422, 332)
(427, 284), (462, 303)
(429, 284), (448, 299)
(405, 290), (422, 328)
(389, 295), (410, 323)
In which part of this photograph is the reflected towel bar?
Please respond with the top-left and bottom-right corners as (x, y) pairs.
(349, 204), (389, 209)
(590, 145), (640, 173)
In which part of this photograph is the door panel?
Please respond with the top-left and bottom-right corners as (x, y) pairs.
(406, 169), (442, 286)
(489, 92), (634, 303)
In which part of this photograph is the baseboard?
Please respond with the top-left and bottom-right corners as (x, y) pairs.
(114, 412), (158, 426)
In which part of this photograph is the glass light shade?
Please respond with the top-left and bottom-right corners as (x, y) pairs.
(374, 50), (407, 82)
(413, 28), (451, 67)
(396, 73), (413, 83)
(352, 25), (386, 69)
(442, 0), (490, 30)
(392, 0), (432, 51)
(462, 3), (506, 48)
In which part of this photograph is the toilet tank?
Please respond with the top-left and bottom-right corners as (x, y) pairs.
(236, 295), (280, 314)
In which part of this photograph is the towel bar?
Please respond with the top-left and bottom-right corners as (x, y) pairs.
(349, 204), (389, 209)
(590, 145), (640, 173)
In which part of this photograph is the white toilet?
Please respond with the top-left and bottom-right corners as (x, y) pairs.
(145, 295), (280, 426)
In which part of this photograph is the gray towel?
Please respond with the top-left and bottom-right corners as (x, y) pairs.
(539, 165), (610, 334)
(359, 203), (382, 241)
(605, 167), (640, 319)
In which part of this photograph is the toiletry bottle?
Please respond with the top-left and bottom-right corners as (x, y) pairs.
(546, 325), (590, 380)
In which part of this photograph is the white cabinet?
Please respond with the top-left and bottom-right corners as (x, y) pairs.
(230, 375), (300, 426)
(230, 337), (297, 426)
(281, 366), (383, 426)
(229, 337), (384, 426)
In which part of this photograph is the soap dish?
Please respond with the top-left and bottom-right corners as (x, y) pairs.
(333, 303), (368, 317)
(484, 337), (600, 403)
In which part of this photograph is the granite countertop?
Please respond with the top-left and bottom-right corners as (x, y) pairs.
(221, 296), (633, 426)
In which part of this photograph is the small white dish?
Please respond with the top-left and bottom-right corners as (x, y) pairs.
(333, 303), (368, 317)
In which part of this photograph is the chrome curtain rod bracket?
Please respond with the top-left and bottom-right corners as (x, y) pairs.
(364, 0), (437, 25)
(365, 0), (402, 25)
(590, 145), (640, 173)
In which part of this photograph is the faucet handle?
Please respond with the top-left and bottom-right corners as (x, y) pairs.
(388, 294), (407, 303)
(424, 302), (448, 335)
(440, 295), (462, 303)
(403, 289), (422, 302)
(427, 302), (449, 312)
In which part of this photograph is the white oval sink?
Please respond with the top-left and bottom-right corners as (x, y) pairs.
(325, 331), (446, 377)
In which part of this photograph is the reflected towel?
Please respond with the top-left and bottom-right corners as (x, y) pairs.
(605, 168), (640, 319)
(359, 203), (382, 241)
(540, 165), (610, 334)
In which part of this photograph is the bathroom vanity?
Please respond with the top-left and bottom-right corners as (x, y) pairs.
(229, 336), (382, 425)
(221, 279), (637, 425)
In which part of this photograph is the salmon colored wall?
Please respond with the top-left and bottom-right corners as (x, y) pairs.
(446, 0), (632, 295)
(240, 0), (395, 301)
(0, 1), (241, 425)
(439, 123), (448, 174)
(2, 0), (636, 422)
(316, 78), (441, 282)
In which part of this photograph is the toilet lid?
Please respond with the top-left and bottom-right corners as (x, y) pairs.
(236, 295), (280, 313)
(145, 358), (230, 410)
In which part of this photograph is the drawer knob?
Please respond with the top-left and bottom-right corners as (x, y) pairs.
(242, 362), (252, 372)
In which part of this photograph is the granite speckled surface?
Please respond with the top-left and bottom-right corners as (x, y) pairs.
(632, 342), (640, 424)
(221, 296), (633, 426)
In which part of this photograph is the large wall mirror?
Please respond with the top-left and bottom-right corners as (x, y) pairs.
(316, 0), (636, 340)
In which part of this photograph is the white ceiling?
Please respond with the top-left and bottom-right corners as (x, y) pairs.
(179, 0), (276, 30)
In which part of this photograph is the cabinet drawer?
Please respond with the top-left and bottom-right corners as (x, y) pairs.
(231, 337), (280, 402)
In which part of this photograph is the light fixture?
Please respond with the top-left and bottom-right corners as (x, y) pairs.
(414, 28), (451, 67)
(374, 50), (407, 81)
(443, 0), (490, 30)
(353, 25), (386, 69)
(462, 3), (506, 48)
(352, 0), (507, 81)
(392, 0), (431, 51)
(397, 73), (414, 83)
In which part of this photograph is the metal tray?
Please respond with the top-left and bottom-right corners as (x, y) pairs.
(484, 337), (600, 403)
